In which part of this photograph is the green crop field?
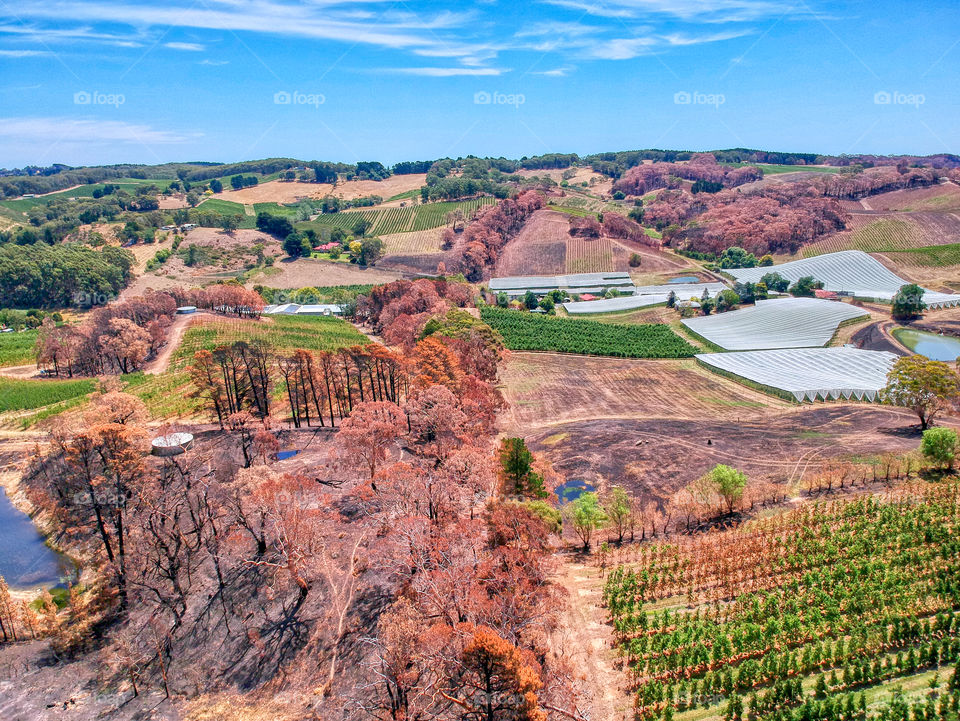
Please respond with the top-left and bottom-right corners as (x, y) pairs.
(0, 376), (95, 412)
(196, 198), (247, 216)
(171, 314), (369, 371)
(0, 178), (176, 214)
(885, 243), (960, 267)
(480, 306), (696, 358)
(604, 484), (960, 721)
(253, 202), (299, 218)
(721, 162), (843, 175)
(0, 329), (39, 367)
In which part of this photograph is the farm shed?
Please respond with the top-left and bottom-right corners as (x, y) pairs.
(682, 297), (868, 350)
(489, 272), (634, 298)
(727, 250), (960, 308)
(696, 347), (897, 402)
(564, 294), (669, 314)
(263, 303), (344, 316)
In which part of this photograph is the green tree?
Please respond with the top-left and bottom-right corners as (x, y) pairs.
(566, 492), (607, 551)
(760, 272), (790, 293)
(284, 231), (307, 258)
(523, 291), (538, 310)
(921, 427), (958, 469)
(498, 437), (545, 498)
(209, 178), (223, 193)
(709, 464), (747, 515)
(538, 295), (555, 313)
(789, 275), (823, 297)
(758, 254), (774, 267)
(605, 485), (632, 543)
(881, 355), (960, 430)
(892, 283), (927, 321)
(496, 291), (509, 308)
(718, 247), (758, 269)
(357, 237), (384, 266)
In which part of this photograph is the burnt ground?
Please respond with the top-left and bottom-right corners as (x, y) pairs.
(850, 321), (909, 354)
(525, 405), (933, 507)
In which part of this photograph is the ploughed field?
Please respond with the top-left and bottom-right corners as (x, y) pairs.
(604, 483), (960, 721)
(499, 352), (927, 502)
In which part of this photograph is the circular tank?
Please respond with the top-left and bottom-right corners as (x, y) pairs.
(151, 432), (195, 456)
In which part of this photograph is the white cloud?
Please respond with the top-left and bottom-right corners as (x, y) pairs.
(385, 67), (508, 77)
(532, 67), (573, 77)
(165, 41), (205, 51)
(0, 117), (196, 145)
(199, 58), (229, 66)
(541, 0), (803, 23)
(0, 49), (51, 57)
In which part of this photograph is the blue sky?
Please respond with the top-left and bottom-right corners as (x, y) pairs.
(0, 0), (957, 168)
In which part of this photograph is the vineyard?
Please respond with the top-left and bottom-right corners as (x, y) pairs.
(802, 213), (960, 258)
(0, 328), (39, 367)
(480, 306), (696, 358)
(567, 236), (616, 273)
(297, 197), (496, 236)
(603, 483), (960, 721)
(380, 227), (445, 256)
(884, 243), (960, 268)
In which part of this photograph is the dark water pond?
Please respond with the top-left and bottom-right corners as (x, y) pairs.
(0, 488), (73, 589)
(893, 328), (960, 362)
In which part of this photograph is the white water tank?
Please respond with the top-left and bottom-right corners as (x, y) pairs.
(151, 432), (194, 456)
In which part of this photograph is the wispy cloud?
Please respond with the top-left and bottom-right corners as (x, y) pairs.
(199, 58), (229, 66)
(385, 67), (508, 77)
(165, 41), (204, 51)
(0, 49), (51, 57)
(0, 117), (197, 145)
(0, 24), (145, 47)
(541, 0), (804, 23)
(532, 67), (573, 77)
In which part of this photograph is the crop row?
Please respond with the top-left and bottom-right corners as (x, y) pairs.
(298, 197), (496, 236)
(603, 484), (960, 719)
(479, 306), (697, 358)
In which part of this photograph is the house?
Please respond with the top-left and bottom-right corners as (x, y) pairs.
(814, 289), (839, 300)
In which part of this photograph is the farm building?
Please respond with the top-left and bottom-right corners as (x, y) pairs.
(682, 297), (869, 350)
(696, 347), (898, 403)
(727, 250), (960, 308)
(489, 272), (634, 298)
(263, 303), (345, 316)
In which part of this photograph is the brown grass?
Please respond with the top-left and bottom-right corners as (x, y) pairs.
(244, 257), (403, 289)
(217, 175), (427, 205)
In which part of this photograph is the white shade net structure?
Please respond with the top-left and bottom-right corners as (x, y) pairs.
(489, 272), (634, 297)
(696, 347), (898, 402)
(727, 250), (960, 308)
(562, 282), (727, 314)
(682, 298), (869, 350)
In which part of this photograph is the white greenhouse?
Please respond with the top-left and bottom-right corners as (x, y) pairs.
(682, 298), (869, 350)
(562, 282), (727, 314)
(696, 347), (898, 402)
(727, 250), (960, 308)
(489, 272), (634, 298)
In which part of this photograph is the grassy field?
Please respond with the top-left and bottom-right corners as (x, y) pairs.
(253, 201), (300, 218)
(0, 376), (95, 412)
(721, 162), (843, 175)
(0, 329), (39, 367)
(126, 315), (370, 418)
(0, 178), (176, 215)
(297, 197), (496, 237)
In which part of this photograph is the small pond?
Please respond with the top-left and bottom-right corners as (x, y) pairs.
(275, 449), (301, 461)
(0, 488), (73, 590)
(668, 276), (700, 284)
(892, 328), (960, 362)
(554, 479), (596, 504)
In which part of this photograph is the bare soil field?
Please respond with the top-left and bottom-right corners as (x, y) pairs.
(499, 352), (944, 503)
(495, 209), (569, 276)
(244, 257), (402, 289)
(217, 175), (426, 205)
(158, 193), (190, 209)
(515, 167), (613, 194)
